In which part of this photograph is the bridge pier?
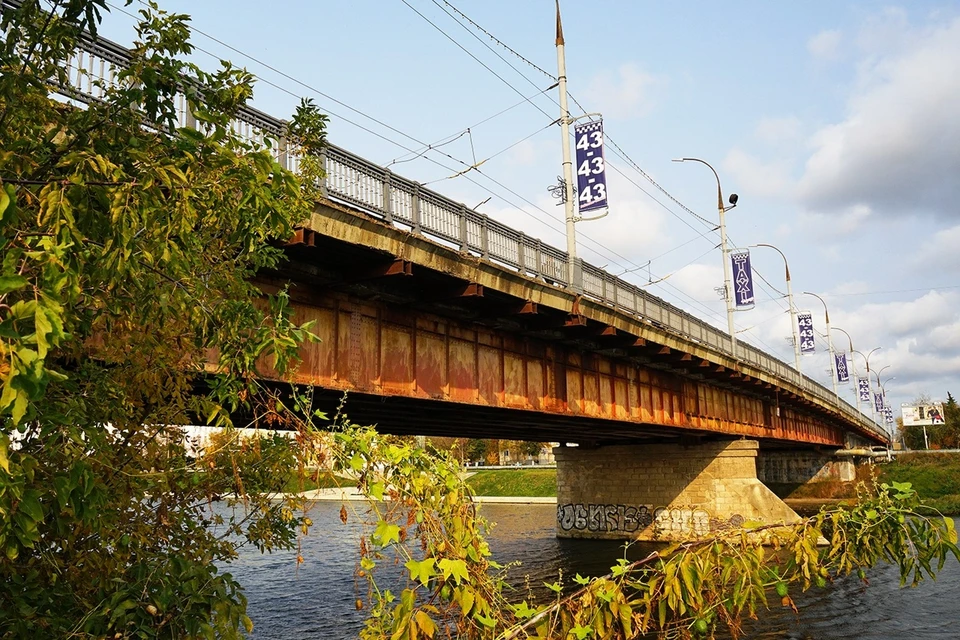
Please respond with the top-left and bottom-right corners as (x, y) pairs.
(554, 440), (799, 540)
(756, 450), (856, 485)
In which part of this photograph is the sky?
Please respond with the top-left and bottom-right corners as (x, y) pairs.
(89, 0), (960, 434)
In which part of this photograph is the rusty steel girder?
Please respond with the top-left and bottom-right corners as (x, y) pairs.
(266, 288), (846, 447)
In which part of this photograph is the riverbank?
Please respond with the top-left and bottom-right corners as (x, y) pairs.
(757, 453), (960, 515)
(293, 453), (960, 513)
(301, 486), (554, 504)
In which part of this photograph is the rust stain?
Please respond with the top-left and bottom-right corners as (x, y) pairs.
(278, 294), (850, 447)
(416, 333), (446, 398)
(448, 337), (477, 403)
(503, 352), (526, 408)
(381, 324), (414, 394)
(477, 346), (502, 406)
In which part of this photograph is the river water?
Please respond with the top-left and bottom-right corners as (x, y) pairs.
(228, 502), (960, 639)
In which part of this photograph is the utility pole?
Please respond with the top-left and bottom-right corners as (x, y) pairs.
(555, 2), (579, 291)
(803, 292), (839, 405)
(755, 244), (801, 372)
(673, 158), (738, 357)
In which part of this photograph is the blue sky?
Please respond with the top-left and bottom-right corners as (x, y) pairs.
(93, 1), (960, 432)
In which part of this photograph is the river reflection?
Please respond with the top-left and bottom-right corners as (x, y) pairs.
(228, 502), (960, 639)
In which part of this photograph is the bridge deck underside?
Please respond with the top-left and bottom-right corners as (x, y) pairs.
(258, 218), (858, 448)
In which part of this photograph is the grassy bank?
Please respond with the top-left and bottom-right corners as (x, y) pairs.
(465, 469), (558, 497)
(283, 472), (352, 493)
(310, 454), (960, 514)
(876, 453), (960, 514)
(768, 453), (960, 515)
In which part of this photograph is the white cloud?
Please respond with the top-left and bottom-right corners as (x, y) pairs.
(664, 263), (725, 309)
(797, 15), (960, 221)
(723, 148), (795, 199)
(754, 116), (803, 145)
(827, 290), (960, 402)
(807, 29), (843, 61)
(503, 138), (542, 167)
(911, 224), (960, 272)
(798, 204), (872, 236)
(584, 63), (661, 119)
(571, 170), (672, 265)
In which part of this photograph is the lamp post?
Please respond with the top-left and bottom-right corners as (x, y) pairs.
(863, 347), (882, 425)
(673, 157), (739, 357)
(873, 365), (891, 397)
(754, 243), (801, 372)
(555, 4), (579, 291)
(878, 373), (896, 443)
(831, 326), (863, 417)
(802, 292), (839, 404)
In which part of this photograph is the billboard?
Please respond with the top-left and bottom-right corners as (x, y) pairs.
(901, 403), (945, 427)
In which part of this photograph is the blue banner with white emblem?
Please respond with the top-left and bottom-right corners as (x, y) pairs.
(731, 250), (755, 308)
(858, 377), (871, 402)
(574, 120), (608, 213)
(874, 391), (885, 413)
(797, 312), (815, 354)
(834, 352), (850, 383)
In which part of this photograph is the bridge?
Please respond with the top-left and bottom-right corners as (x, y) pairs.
(57, 27), (886, 539)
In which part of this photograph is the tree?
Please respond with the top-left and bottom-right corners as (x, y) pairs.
(333, 425), (960, 640)
(3, 3), (958, 639)
(941, 392), (960, 449)
(465, 438), (489, 463)
(1, 1), (324, 636)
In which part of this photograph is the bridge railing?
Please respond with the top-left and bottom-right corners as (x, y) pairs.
(49, 27), (885, 440)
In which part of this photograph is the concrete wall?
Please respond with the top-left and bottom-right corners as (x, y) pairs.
(756, 451), (855, 484)
(554, 439), (799, 540)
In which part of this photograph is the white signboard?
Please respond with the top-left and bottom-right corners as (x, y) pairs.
(901, 403), (945, 427)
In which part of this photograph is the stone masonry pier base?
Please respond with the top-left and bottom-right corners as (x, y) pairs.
(554, 440), (799, 541)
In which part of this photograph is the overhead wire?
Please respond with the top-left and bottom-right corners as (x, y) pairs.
(410, 4), (799, 346)
(432, 1), (728, 275)
(118, 0), (791, 350)
(399, 0), (556, 123)
(105, 1), (593, 252)
(402, 0), (740, 293)
(422, 119), (557, 185)
(387, 84), (556, 167)
(438, 0), (556, 81)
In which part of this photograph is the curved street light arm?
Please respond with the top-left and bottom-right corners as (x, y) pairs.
(754, 243), (790, 281)
(801, 291), (830, 324)
(832, 326), (855, 354)
(673, 157), (724, 211)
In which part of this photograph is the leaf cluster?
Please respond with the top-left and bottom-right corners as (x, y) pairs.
(332, 426), (960, 640)
(1, 0), (329, 636)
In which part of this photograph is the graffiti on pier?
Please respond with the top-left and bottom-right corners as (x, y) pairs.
(558, 503), (745, 536)
(557, 503), (654, 533)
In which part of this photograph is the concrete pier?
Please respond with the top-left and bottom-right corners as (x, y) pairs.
(555, 439), (799, 540)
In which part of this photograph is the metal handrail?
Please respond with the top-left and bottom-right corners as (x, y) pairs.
(35, 25), (885, 441)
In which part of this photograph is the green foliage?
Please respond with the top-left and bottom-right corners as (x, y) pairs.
(466, 469), (558, 497)
(332, 426), (960, 640)
(876, 452), (960, 514)
(465, 437), (489, 463)
(0, 1), (327, 636)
